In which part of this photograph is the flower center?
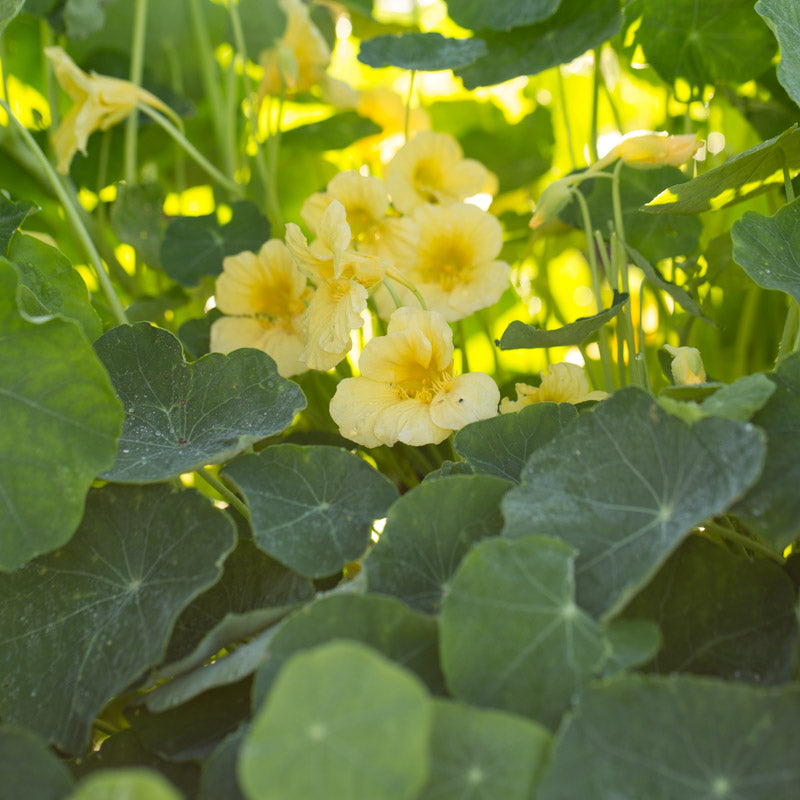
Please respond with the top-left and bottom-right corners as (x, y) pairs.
(413, 158), (443, 201)
(395, 369), (453, 404)
(254, 278), (306, 326)
(417, 240), (472, 291)
(346, 205), (377, 241)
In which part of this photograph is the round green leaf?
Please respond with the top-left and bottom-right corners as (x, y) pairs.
(70, 769), (183, 800)
(454, 402), (577, 482)
(0, 726), (74, 800)
(94, 323), (305, 482)
(222, 444), (398, 578)
(445, 0), (561, 31)
(456, 0), (622, 89)
(418, 700), (551, 800)
(622, 535), (797, 683)
(440, 536), (606, 728)
(251, 592), (445, 710)
(756, 0), (800, 109)
(0, 483), (235, 754)
(358, 32), (486, 71)
(501, 387), (766, 619)
(732, 198), (800, 303)
(734, 353), (800, 550)
(636, 0), (777, 89)
(364, 474), (512, 613)
(6, 233), (102, 340)
(538, 674), (800, 799)
(239, 641), (432, 800)
(0, 193), (37, 255)
(0, 262), (123, 571)
(199, 726), (247, 800)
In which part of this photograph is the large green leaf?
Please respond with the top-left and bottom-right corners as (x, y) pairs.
(538, 674), (800, 799)
(94, 323), (305, 482)
(0, 262), (122, 572)
(731, 198), (800, 302)
(222, 445), (398, 578)
(757, 0), (800, 109)
(498, 291), (628, 349)
(160, 201), (271, 287)
(456, 0), (622, 89)
(636, 0), (776, 89)
(0, 194), (37, 255)
(358, 33), (486, 71)
(0, 483), (235, 754)
(417, 700), (551, 800)
(647, 125), (800, 214)
(236, 0), (285, 62)
(5, 233), (102, 340)
(280, 111), (381, 152)
(439, 536), (606, 728)
(0, 0), (24, 35)
(734, 352), (800, 550)
(502, 388), (766, 619)
(622, 535), (797, 683)
(71, 769), (184, 800)
(251, 592), (445, 710)
(0, 726), (74, 800)
(445, 0), (561, 31)
(363, 474), (512, 614)
(198, 726), (247, 800)
(239, 641), (432, 800)
(454, 402), (578, 482)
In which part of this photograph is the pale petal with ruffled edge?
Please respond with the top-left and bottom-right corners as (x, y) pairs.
(429, 372), (500, 430)
(329, 378), (401, 448)
(358, 328), (434, 384)
(385, 306), (454, 371)
(372, 398), (452, 447)
(500, 363), (607, 413)
(210, 317), (306, 377)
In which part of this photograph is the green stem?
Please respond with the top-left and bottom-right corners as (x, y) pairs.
(703, 521), (784, 564)
(456, 319), (470, 373)
(734, 287), (760, 374)
(265, 93), (286, 238)
(186, 0), (236, 179)
(556, 67), (577, 170)
(404, 70), (416, 142)
(194, 467), (250, 520)
(783, 164), (796, 203)
(1, 99), (129, 325)
(589, 47), (602, 164)
(382, 277), (403, 310)
(478, 309), (506, 384)
(136, 103), (243, 196)
(124, 0), (148, 185)
(777, 299), (800, 363)
(572, 187), (614, 391)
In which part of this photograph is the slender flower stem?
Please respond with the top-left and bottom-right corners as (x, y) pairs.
(456, 319), (470, 373)
(194, 467), (250, 520)
(386, 273), (427, 310)
(783, 164), (796, 203)
(1, 99), (129, 325)
(404, 70), (416, 142)
(589, 47), (602, 164)
(136, 103), (243, 196)
(556, 67), (577, 170)
(703, 521), (784, 564)
(382, 278), (403, 309)
(265, 92), (286, 237)
(125, 0), (148, 185)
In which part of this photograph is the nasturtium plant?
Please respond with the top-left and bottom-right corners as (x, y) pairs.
(4, 0), (800, 794)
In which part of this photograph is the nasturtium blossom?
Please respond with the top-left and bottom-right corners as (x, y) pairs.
(286, 200), (389, 370)
(330, 307), (500, 447)
(500, 362), (607, 413)
(598, 132), (700, 169)
(300, 171), (419, 265)
(376, 202), (509, 322)
(663, 344), (707, 385)
(258, 0), (331, 98)
(45, 46), (172, 173)
(384, 131), (497, 214)
(210, 240), (311, 377)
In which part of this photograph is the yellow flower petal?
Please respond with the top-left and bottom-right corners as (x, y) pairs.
(429, 372), (500, 430)
(500, 363), (607, 413)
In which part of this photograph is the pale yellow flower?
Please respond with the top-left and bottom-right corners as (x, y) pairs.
(384, 131), (497, 214)
(330, 307), (499, 447)
(45, 46), (171, 173)
(500, 363), (607, 413)
(376, 202), (509, 323)
(301, 171), (419, 265)
(286, 200), (388, 370)
(258, 0), (330, 98)
(598, 133), (700, 169)
(210, 240), (311, 377)
(663, 344), (706, 385)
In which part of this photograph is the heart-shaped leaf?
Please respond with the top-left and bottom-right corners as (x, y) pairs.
(731, 198), (800, 302)
(418, 700), (551, 800)
(222, 444), (398, 578)
(502, 387), (766, 618)
(363, 474), (512, 613)
(538, 674), (800, 799)
(71, 769), (184, 800)
(498, 291), (628, 350)
(94, 323), (305, 482)
(240, 641), (432, 800)
(0, 193), (37, 255)
(0, 262), (122, 572)
(454, 402), (577, 482)
(0, 483), (235, 754)
(445, 0), (561, 31)
(440, 536), (606, 728)
(358, 33), (487, 71)
(756, 0), (800, 109)
(0, 725), (74, 800)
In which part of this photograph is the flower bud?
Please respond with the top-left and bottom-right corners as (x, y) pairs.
(664, 344), (706, 385)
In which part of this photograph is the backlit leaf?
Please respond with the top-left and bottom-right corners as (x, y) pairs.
(756, 0), (800, 109)
(358, 32), (486, 71)
(445, 0), (561, 31)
